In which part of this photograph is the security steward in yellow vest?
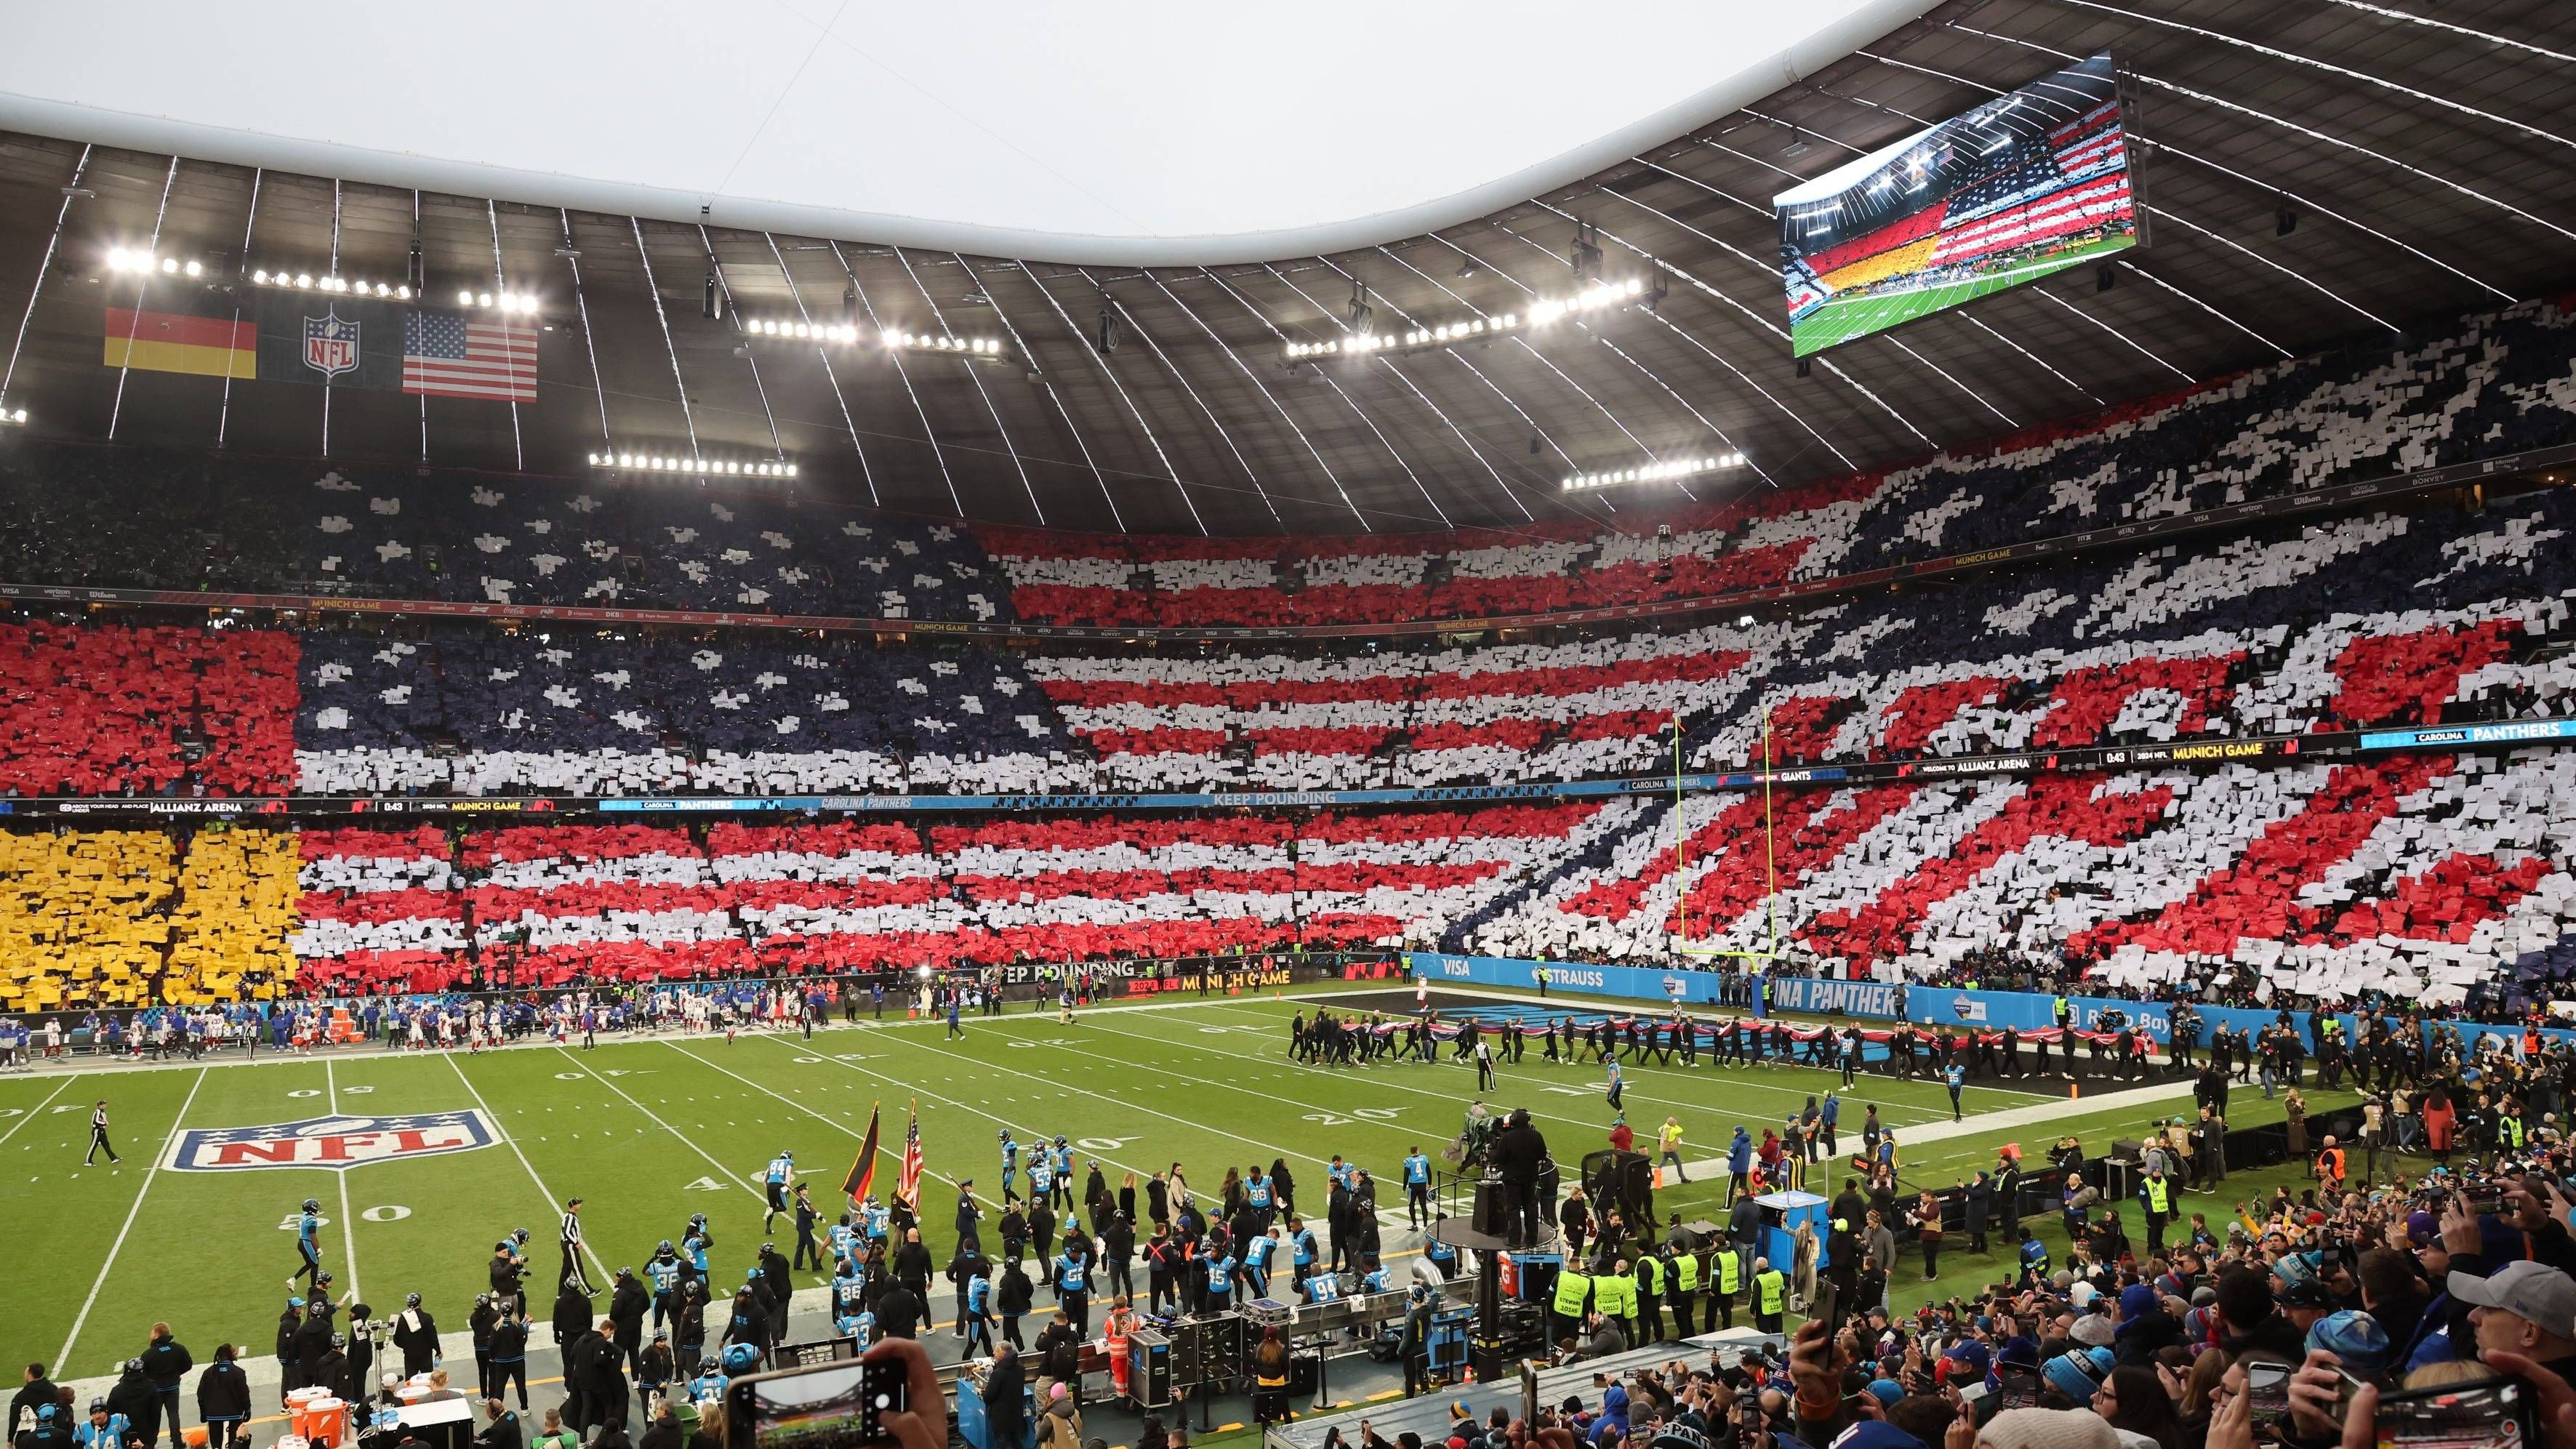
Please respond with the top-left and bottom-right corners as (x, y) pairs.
(2140, 1165), (2175, 1258)
(1709, 1241), (1744, 1331)
(1634, 1251), (1665, 1344)
(1752, 1257), (1787, 1334)
(1550, 1261), (1594, 1350)
(1596, 1259), (1637, 1341)
(1664, 1244), (1696, 1341)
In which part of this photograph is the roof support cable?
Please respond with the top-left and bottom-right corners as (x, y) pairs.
(830, 240), (963, 516)
(106, 156), (180, 441)
(1484, 223), (1776, 489)
(1259, 260), (1536, 525)
(216, 165), (260, 448)
(695, 227), (787, 461)
(894, 246), (1045, 525)
(561, 209), (613, 451)
(1848, 48), (2516, 305)
(762, 233), (877, 505)
(627, 216), (699, 454)
(1944, 20), (2576, 244)
(1142, 268), (1371, 529)
(1014, 262), (1203, 534)
(488, 200), (522, 469)
(963, 256), (1123, 530)
(1200, 266), (1449, 529)
(0, 142), (87, 415)
(1072, 265), (1283, 531)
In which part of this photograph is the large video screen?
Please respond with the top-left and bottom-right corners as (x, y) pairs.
(1775, 52), (2139, 358)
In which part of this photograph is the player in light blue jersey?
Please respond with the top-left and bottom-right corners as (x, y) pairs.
(289, 1197), (324, 1291)
(762, 1149), (795, 1232)
(998, 1128), (1020, 1202)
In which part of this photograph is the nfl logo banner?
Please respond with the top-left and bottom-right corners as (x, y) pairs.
(253, 291), (408, 390)
(168, 1110), (500, 1171)
(304, 310), (361, 377)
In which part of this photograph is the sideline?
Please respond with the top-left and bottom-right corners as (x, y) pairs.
(57, 1067), (209, 1372)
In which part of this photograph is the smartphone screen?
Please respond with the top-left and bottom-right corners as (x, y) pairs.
(2244, 1360), (2294, 1431)
(1997, 1367), (2042, 1413)
(2377, 1380), (2532, 1449)
(728, 1359), (907, 1449)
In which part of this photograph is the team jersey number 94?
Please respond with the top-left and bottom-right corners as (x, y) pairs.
(169, 1112), (500, 1171)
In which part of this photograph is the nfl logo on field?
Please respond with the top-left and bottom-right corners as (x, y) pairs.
(303, 309), (360, 377)
(170, 1110), (499, 1171)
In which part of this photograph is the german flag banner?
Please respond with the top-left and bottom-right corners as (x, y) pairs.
(102, 306), (254, 378)
(841, 1101), (882, 1203)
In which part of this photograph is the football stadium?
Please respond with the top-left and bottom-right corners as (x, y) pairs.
(1, 8), (2575, 1449)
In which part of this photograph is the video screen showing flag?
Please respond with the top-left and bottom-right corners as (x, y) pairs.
(1775, 52), (2140, 358)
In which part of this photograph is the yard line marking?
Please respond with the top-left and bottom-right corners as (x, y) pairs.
(58, 1067), (206, 1372)
(0, 1075), (76, 1152)
(550, 1046), (764, 1203)
(328, 1061), (361, 1301)
(441, 1051), (611, 1288)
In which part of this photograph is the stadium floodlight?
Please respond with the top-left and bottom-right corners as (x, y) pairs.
(0, 406), (25, 427)
(255, 270), (413, 301)
(745, 318), (864, 345)
(1560, 452), (1745, 492)
(591, 451), (798, 479)
(881, 327), (1005, 357)
(1285, 275), (1654, 362)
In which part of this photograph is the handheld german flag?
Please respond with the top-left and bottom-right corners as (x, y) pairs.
(841, 1102), (882, 1203)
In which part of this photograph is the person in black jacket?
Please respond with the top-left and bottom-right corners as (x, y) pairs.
(633, 1334), (673, 1418)
(192, 1347), (248, 1449)
(1102, 1215), (1135, 1301)
(12, 1364), (60, 1442)
(473, 1401), (523, 1449)
(893, 1230), (934, 1304)
(635, 1401), (683, 1449)
(1031, 1313), (1080, 1408)
(138, 1325), (191, 1449)
(609, 1272), (649, 1378)
(274, 1302), (304, 1397)
(875, 1282), (925, 1341)
(105, 1363), (156, 1442)
(470, 1296), (501, 1400)
(672, 1285), (705, 1379)
(342, 1306), (374, 1410)
(292, 1311), (335, 1402)
(487, 1306), (531, 1412)
(393, 1295), (440, 1378)
(552, 1282), (591, 1352)
(1489, 1110), (1549, 1247)
(997, 1261), (1034, 1351)
(984, 1344), (1027, 1449)
(577, 1318), (627, 1434)
(757, 1245), (793, 1344)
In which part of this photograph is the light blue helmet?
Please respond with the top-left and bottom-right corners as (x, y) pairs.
(721, 1343), (762, 1375)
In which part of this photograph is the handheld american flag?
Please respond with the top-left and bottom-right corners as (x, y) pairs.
(896, 1100), (925, 1210)
(840, 1102), (882, 1203)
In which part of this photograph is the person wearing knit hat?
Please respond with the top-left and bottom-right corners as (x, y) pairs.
(1978, 1408), (2119, 1449)
(2069, 1314), (2114, 1349)
(2042, 1347), (2113, 1408)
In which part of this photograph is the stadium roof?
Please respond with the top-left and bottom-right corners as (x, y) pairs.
(0, 0), (2568, 538)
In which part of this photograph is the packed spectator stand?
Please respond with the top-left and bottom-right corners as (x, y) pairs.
(4, 300), (2576, 1011)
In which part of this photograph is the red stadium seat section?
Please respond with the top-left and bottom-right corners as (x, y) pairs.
(0, 621), (299, 796)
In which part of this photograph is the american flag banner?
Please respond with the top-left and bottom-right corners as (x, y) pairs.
(896, 1100), (925, 1210)
(404, 308), (537, 401)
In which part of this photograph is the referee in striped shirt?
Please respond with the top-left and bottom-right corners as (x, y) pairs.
(86, 1100), (119, 1164)
(560, 1198), (597, 1296)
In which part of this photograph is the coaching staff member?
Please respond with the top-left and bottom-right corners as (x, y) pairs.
(1490, 1109), (1549, 1248)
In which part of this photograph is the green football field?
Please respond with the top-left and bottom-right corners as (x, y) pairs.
(6, 984), (2304, 1379)
(1791, 235), (2136, 357)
